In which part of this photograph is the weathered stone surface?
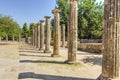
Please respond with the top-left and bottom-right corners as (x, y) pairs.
(32, 27), (34, 46)
(78, 43), (103, 53)
(98, 0), (120, 79)
(44, 16), (51, 53)
(39, 20), (44, 50)
(12, 35), (15, 42)
(66, 0), (78, 63)
(6, 35), (8, 42)
(18, 35), (21, 42)
(34, 26), (38, 48)
(51, 9), (61, 57)
(33, 27), (36, 47)
(37, 23), (40, 49)
(61, 24), (65, 47)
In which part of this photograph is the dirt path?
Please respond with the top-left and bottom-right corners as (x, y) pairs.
(0, 42), (103, 80)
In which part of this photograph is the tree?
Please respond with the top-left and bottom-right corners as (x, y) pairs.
(0, 15), (21, 40)
(78, 0), (103, 39)
(55, 0), (103, 39)
(22, 22), (28, 38)
(29, 22), (34, 37)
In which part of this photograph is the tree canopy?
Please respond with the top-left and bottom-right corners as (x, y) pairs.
(0, 15), (21, 40)
(55, 0), (103, 39)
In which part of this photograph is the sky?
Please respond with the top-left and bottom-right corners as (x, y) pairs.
(0, 0), (103, 27)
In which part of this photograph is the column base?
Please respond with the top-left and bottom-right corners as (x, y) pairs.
(96, 74), (119, 80)
(39, 48), (44, 51)
(51, 54), (61, 57)
(61, 45), (65, 47)
(44, 50), (51, 53)
(64, 60), (77, 64)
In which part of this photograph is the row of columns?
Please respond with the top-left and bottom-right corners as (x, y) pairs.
(31, 0), (119, 80)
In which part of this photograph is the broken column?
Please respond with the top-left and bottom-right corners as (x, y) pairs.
(39, 20), (44, 50)
(66, 0), (78, 63)
(61, 24), (65, 47)
(98, 0), (120, 79)
(44, 16), (51, 53)
(51, 9), (61, 57)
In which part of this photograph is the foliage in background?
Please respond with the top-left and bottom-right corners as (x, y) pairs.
(78, 0), (103, 39)
(22, 22), (28, 38)
(0, 15), (21, 40)
(29, 23), (35, 36)
(22, 22), (35, 38)
(54, 0), (103, 39)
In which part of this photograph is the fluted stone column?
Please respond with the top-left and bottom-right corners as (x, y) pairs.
(61, 24), (65, 47)
(32, 27), (35, 46)
(44, 16), (51, 53)
(66, 0), (78, 63)
(36, 25), (38, 48)
(33, 27), (36, 47)
(60, 25), (61, 46)
(18, 35), (21, 42)
(34, 26), (37, 48)
(39, 20), (44, 50)
(51, 9), (61, 57)
(37, 23), (40, 49)
(97, 0), (120, 80)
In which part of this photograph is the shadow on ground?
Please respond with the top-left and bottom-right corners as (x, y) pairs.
(82, 56), (102, 66)
(18, 72), (94, 80)
(77, 51), (101, 55)
(19, 54), (50, 57)
(20, 59), (66, 65)
(19, 50), (44, 53)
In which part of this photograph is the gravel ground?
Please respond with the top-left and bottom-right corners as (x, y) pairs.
(0, 41), (106, 80)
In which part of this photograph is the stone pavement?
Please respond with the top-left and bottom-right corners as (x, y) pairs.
(0, 42), (103, 80)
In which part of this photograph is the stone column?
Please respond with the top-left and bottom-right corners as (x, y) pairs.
(67, 21), (69, 47)
(36, 25), (38, 48)
(18, 35), (21, 42)
(34, 26), (37, 48)
(97, 0), (120, 80)
(66, 0), (78, 63)
(6, 35), (8, 42)
(61, 24), (65, 47)
(37, 23), (40, 49)
(39, 20), (44, 50)
(44, 16), (51, 53)
(51, 9), (61, 57)
(12, 35), (15, 42)
(25, 33), (28, 43)
(60, 25), (61, 46)
(0, 37), (1, 42)
(33, 27), (36, 47)
(32, 27), (34, 46)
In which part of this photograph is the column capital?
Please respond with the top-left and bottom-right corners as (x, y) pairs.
(40, 20), (44, 23)
(44, 16), (51, 19)
(52, 9), (61, 14)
